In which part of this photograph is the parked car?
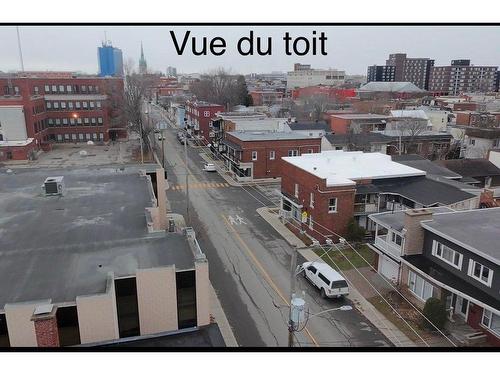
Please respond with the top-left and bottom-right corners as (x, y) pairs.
(158, 134), (166, 141)
(202, 163), (216, 172)
(177, 132), (184, 140)
(302, 261), (349, 299)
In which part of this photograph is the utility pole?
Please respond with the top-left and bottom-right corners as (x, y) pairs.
(184, 122), (190, 224)
(161, 129), (165, 168)
(16, 26), (25, 72)
(288, 248), (297, 348)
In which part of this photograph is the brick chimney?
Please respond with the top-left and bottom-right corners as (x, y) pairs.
(402, 209), (433, 256)
(31, 304), (60, 348)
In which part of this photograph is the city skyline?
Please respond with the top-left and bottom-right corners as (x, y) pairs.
(1, 25), (500, 75)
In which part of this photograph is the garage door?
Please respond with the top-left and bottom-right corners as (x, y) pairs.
(378, 255), (400, 283)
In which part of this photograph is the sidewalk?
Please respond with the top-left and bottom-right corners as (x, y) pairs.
(299, 248), (416, 347)
(256, 207), (416, 347)
(209, 284), (238, 347)
(256, 207), (308, 248)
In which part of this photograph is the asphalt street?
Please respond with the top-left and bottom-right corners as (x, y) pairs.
(149, 106), (391, 347)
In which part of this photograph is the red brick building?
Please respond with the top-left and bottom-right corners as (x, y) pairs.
(249, 90), (284, 106)
(185, 101), (224, 142)
(328, 113), (389, 134)
(290, 86), (356, 101)
(0, 72), (125, 160)
(221, 131), (322, 181)
(279, 151), (433, 243)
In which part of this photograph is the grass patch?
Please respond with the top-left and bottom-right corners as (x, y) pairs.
(314, 244), (375, 271)
(367, 292), (428, 345)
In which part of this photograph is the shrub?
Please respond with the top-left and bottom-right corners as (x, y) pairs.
(422, 297), (447, 330)
(345, 218), (365, 242)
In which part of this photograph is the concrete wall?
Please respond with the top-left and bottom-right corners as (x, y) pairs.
(464, 136), (493, 159)
(0, 106), (28, 141)
(489, 150), (500, 169)
(4, 300), (50, 347)
(76, 276), (119, 344)
(136, 266), (178, 334)
(195, 260), (210, 327)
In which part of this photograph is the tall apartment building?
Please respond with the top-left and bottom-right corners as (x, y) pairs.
(287, 63), (345, 89)
(0, 72), (125, 161)
(97, 41), (124, 77)
(367, 53), (434, 90)
(429, 60), (498, 96)
(367, 65), (396, 83)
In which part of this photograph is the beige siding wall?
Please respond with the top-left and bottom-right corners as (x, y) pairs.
(195, 260), (210, 327)
(137, 266), (178, 335)
(76, 278), (119, 344)
(4, 300), (50, 347)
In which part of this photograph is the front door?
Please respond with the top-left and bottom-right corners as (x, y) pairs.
(455, 295), (469, 319)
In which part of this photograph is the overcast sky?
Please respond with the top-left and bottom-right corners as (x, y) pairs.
(1, 25), (499, 75)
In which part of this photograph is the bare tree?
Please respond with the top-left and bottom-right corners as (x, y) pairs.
(189, 68), (250, 108)
(394, 117), (428, 154)
(302, 94), (333, 121)
(122, 68), (155, 155)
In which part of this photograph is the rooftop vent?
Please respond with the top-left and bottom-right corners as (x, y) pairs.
(42, 176), (64, 196)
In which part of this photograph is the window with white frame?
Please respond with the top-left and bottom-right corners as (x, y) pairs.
(44, 85), (50, 93)
(68, 102), (73, 109)
(432, 240), (463, 269)
(294, 183), (299, 198)
(288, 149), (299, 157)
(76, 102), (81, 109)
(96, 101), (101, 108)
(408, 270), (433, 301)
(328, 197), (337, 213)
(481, 309), (500, 336)
(251, 151), (257, 161)
(61, 102), (66, 109)
(269, 150), (275, 160)
(310, 192), (314, 208)
(98, 117), (103, 124)
(46, 101), (52, 109)
(82, 101), (88, 109)
(204, 111), (210, 117)
(468, 259), (493, 286)
(53, 102), (59, 109)
(66, 85), (72, 92)
(391, 232), (403, 246)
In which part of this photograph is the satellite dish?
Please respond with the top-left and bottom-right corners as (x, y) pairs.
(87, 140), (94, 145)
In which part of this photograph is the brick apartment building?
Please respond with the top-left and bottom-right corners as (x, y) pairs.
(367, 53), (434, 90)
(221, 131), (322, 181)
(0, 72), (125, 161)
(279, 151), (478, 244)
(249, 90), (284, 106)
(429, 60), (498, 96)
(328, 113), (390, 134)
(185, 100), (224, 142)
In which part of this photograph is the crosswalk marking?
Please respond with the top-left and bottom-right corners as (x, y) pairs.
(169, 182), (230, 191)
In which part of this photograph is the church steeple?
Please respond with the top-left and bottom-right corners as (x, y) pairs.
(139, 41), (147, 74)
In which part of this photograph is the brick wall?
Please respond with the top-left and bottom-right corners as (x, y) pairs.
(33, 315), (60, 347)
(281, 158), (355, 242)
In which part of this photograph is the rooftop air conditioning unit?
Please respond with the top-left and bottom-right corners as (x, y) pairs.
(42, 176), (64, 196)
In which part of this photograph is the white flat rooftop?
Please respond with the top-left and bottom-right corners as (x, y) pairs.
(0, 138), (35, 147)
(282, 151), (426, 187)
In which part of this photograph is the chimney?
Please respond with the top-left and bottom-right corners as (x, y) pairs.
(402, 209), (433, 256)
(31, 304), (60, 347)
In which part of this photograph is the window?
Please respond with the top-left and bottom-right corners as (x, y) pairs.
(51, 85), (57, 93)
(481, 309), (500, 337)
(44, 85), (50, 93)
(468, 259), (493, 286)
(34, 86), (39, 95)
(318, 273), (331, 286)
(81, 85), (87, 92)
(90, 101), (95, 109)
(61, 102), (66, 109)
(0, 313), (9, 348)
(307, 265), (317, 274)
(91, 118), (96, 124)
(99, 133), (104, 140)
(288, 149), (298, 157)
(294, 183), (299, 198)
(84, 117), (89, 124)
(46, 101), (52, 109)
(310, 192), (315, 208)
(176, 270), (197, 329)
(68, 101), (73, 109)
(48, 119), (54, 126)
(82, 101), (88, 109)
(204, 111), (210, 117)
(55, 118), (61, 125)
(58, 85), (64, 92)
(408, 270), (433, 301)
(308, 149), (314, 153)
(70, 118), (75, 125)
(269, 150), (275, 160)
(62, 118), (68, 125)
(96, 101), (102, 108)
(432, 241), (462, 269)
(98, 117), (103, 124)
(75, 102), (81, 109)
(53, 102), (59, 109)
(77, 118), (82, 125)
(328, 198), (337, 213)
(66, 85), (72, 92)
(391, 232), (403, 246)
(251, 151), (257, 161)
(115, 277), (140, 338)
(308, 214), (313, 230)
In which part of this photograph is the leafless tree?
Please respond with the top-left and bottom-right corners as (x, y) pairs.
(122, 66), (155, 153)
(302, 94), (333, 121)
(189, 68), (250, 108)
(393, 117), (428, 154)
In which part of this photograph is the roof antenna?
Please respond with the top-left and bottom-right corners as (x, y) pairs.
(16, 26), (25, 72)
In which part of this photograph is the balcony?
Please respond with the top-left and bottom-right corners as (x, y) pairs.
(374, 235), (402, 259)
(354, 202), (378, 215)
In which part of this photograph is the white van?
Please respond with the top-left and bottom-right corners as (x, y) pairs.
(302, 261), (349, 299)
